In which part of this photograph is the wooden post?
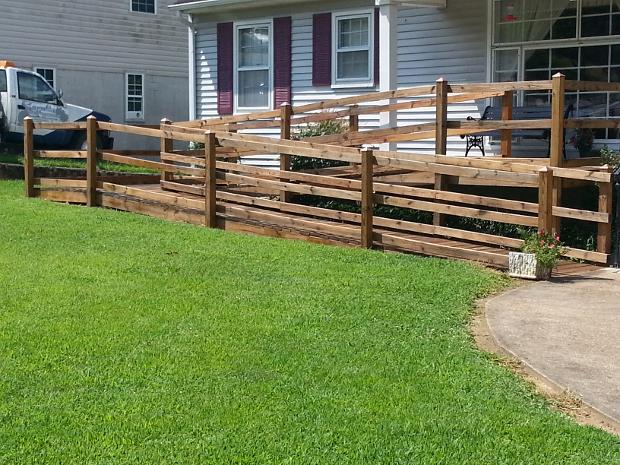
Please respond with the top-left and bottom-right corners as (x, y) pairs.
(550, 73), (566, 168)
(86, 115), (97, 207)
(538, 167), (554, 234)
(160, 118), (173, 183)
(550, 73), (566, 233)
(204, 131), (217, 228)
(23, 117), (35, 198)
(361, 148), (374, 249)
(434, 77), (449, 226)
(280, 102), (292, 203)
(501, 90), (513, 158)
(349, 107), (360, 168)
(349, 106), (359, 133)
(597, 168), (613, 256)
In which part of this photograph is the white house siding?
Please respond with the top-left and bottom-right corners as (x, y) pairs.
(0, 0), (189, 148)
(396, 2), (488, 155)
(193, 0), (489, 165)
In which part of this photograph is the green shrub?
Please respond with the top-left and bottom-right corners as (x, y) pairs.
(291, 120), (349, 171)
(600, 146), (620, 170)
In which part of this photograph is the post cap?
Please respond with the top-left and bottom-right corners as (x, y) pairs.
(161, 118), (172, 124)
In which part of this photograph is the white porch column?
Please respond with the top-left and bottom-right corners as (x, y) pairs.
(377, 1), (399, 152)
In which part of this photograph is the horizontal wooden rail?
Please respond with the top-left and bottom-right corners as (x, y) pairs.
(33, 122), (87, 130)
(97, 122), (163, 138)
(217, 171), (361, 202)
(161, 152), (206, 166)
(564, 80), (620, 92)
(175, 109), (282, 129)
(373, 182), (539, 213)
(551, 166), (612, 183)
(374, 194), (538, 227)
(373, 155), (540, 186)
(552, 206), (609, 223)
(450, 80), (554, 93)
(216, 161), (362, 190)
(99, 152), (204, 176)
(34, 150), (87, 159)
(290, 91), (507, 127)
(34, 178), (88, 188)
(565, 119), (620, 129)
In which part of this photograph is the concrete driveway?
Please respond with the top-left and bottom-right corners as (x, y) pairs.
(486, 268), (620, 424)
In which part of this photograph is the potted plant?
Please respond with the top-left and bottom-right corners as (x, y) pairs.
(569, 128), (594, 157)
(508, 230), (564, 280)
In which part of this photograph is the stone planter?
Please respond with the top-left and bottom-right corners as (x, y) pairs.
(508, 252), (552, 280)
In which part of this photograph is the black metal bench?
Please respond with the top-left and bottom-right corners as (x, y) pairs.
(462, 104), (574, 157)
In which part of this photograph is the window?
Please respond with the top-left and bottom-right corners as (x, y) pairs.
(17, 72), (58, 104)
(521, 44), (620, 138)
(581, 0), (620, 37)
(333, 12), (373, 86)
(492, 0), (620, 140)
(131, 0), (155, 14)
(0, 70), (6, 92)
(126, 73), (144, 121)
(235, 23), (271, 110)
(35, 68), (56, 89)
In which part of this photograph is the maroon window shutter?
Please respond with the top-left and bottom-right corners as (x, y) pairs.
(313, 13), (332, 87)
(217, 22), (234, 115)
(274, 16), (292, 107)
(374, 8), (380, 87)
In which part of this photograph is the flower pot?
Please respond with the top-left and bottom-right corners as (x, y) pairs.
(508, 252), (552, 280)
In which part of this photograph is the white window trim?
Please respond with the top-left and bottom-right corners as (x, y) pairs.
(129, 0), (156, 15)
(126, 73), (145, 122)
(332, 9), (375, 89)
(233, 19), (274, 113)
(34, 67), (56, 90)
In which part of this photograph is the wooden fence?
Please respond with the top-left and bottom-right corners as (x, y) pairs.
(23, 80), (615, 267)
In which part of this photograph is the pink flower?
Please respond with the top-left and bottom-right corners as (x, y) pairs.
(550, 243), (556, 249)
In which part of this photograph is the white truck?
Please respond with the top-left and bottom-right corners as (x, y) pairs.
(0, 61), (113, 149)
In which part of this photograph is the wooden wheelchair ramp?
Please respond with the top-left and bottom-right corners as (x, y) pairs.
(23, 77), (616, 270)
(98, 182), (511, 267)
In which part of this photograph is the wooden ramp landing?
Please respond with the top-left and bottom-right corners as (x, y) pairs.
(94, 182), (600, 276)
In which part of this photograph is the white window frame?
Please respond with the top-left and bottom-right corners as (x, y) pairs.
(233, 20), (274, 113)
(332, 9), (375, 89)
(126, 73), (145, 122)
(129, 0), (156, 15)
(35, 67), (56, 90)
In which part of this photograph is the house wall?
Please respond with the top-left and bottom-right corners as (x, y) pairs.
(0, 0), (189, 148)
(193, 0), (489, 165)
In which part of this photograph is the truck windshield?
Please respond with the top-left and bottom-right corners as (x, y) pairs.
(17, 72), (57, 104)
(0, 70), (6, 92)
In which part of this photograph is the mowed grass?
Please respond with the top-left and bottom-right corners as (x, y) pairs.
(0, 180), (618, 465)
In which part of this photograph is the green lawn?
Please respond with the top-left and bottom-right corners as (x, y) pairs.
(0, 180), (618, 464)
(0, 153), (154, 174)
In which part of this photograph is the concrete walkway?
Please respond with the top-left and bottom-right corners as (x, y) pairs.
(486, 268), (620, 424)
